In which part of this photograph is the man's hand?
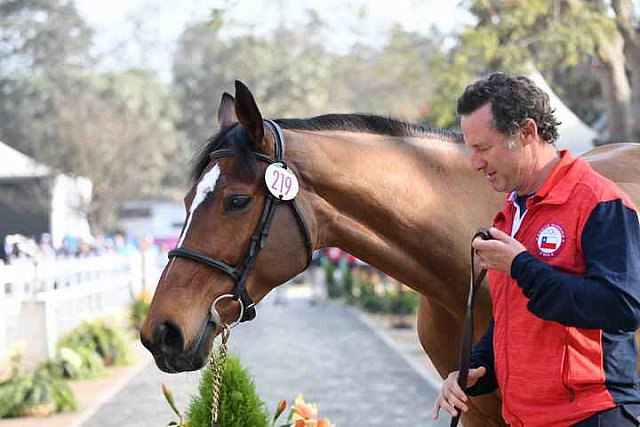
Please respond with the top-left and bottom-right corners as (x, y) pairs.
(472, 227), (526, 274)
(432, 366), (487, 419)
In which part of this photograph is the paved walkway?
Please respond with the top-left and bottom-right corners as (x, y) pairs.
(85, 288), (448, 426)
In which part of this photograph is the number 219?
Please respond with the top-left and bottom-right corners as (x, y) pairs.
(271, 170), (292, 195)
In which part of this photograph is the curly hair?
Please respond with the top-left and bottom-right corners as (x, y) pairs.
(456, 72), (561, 144)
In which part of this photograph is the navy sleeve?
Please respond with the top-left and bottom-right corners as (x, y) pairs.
(511, 200), (640, 331)
(466, 319), (498, 396)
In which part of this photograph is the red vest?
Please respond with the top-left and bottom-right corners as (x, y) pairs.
(489, 151), (636, 426)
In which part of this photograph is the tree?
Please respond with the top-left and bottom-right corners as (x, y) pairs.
(172, 11), (343, 148)
(0, 0), (94, 77)
(0, 70), (189, 230)
(172, 10), (445, 148)
(426, 0), (640, 142)
(0, 0), (189, 231)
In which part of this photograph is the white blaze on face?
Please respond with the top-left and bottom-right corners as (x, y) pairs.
(178, 164), (221, 247)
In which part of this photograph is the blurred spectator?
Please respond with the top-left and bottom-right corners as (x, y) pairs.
(60, 235), (79, 257)
(38, 233), (56, 259)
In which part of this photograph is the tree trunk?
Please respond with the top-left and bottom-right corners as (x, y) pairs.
(611, 0), (640, 141)
(595, 31), (634, 143)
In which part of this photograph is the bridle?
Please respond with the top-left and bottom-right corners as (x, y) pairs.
(167, 120), (313, 326)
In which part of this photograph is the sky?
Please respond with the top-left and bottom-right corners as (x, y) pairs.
(74, 0), (473, 81)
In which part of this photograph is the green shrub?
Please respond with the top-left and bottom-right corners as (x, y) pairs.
(0, 365), (77, 419)
(340, 261), (355, 304)
(21, 368), (52, 408)
(388, 289), (419, 315)
(45, 346), (106, 380)
(322, 258), (341, 299)
(51, 378), (78, 413)
(130, 293), (151, 331)
(357, 281), (389, 313)
(0, 369), (31, 418)
(186, 353), (269, 427)
(58, 321), (132, 367)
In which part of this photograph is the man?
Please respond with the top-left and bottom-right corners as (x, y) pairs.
(433, 73), (640, 426)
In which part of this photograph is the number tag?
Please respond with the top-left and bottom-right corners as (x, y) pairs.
(265, 163), (299, 200)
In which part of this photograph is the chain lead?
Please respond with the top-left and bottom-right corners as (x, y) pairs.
(209, 326), (231, 427)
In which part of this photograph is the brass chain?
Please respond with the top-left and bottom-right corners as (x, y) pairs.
(209, 326), (230, 427)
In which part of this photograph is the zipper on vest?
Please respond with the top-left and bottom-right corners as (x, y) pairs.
(562, 340), (576, 402)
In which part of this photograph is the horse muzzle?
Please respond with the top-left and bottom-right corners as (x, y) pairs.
(140, 317), (217, 373)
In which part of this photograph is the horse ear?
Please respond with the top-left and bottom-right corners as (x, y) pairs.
(234, 80), (265, 151)
(218, 92), (237, 128)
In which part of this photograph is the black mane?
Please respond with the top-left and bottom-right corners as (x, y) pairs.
(276, 114), (463, 142)
(192, 114), (463, 180)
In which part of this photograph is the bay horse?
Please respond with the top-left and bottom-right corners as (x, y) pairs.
(140, 81), (640, 426)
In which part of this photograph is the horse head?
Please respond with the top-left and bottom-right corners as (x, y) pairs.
(140, 81), (313, 372)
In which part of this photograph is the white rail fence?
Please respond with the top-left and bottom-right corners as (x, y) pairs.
(0, 250), (161, 367)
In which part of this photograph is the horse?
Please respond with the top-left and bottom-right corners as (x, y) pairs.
(140, 81), (640, 426)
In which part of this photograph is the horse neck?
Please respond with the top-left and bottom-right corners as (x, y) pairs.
(285, 129), (502, 308)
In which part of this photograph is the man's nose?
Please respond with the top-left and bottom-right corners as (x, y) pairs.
(471, 153), (486, 171)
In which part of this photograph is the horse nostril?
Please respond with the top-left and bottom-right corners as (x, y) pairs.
(140, 332), (153, 352)
(152, 321), (185, 355)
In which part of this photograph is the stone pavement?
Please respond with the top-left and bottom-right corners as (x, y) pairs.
(85, 287), (449, 427)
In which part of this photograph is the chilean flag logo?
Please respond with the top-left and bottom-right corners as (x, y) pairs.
(536, 223), (566, 257)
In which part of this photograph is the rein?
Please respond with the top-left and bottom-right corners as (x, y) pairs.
(167, 119), (313, 326)
(450, 228), (492, 427)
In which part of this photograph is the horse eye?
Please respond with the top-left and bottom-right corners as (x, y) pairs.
(224, 194), (252, 211)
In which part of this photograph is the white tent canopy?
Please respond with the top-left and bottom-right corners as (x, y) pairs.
(0, 141), (92, 247)
(528, 71), (597, 156)
(0, 142), (51, 178)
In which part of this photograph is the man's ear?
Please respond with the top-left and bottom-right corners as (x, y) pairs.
(235, 80), (266, 152)
(520, 118), (539, 145)
(218, 92), (237, 128)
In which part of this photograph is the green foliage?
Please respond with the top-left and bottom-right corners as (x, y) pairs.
(339, 260), (355, 304)
(51, 378), (78, 413)
(0, 368), (31, 418)
(322, 258), (341, 299)
(130, 296), (151, 331)
(423, 0), (626, 133)
(357, 280), (419, 315)
(459, 0), (617, 70)
(0, 361), (77, 419)
(58, 321), (132, 367)
(0, 1), (189, 229)
(357, 281), (389, 314)
(388, 288), (419, 316)
(186, 353), (269, 427)
(22, 368), (52, 407)
(173, 14), (446, 150)
(45, 346), (106, 380)
(0, 0), (94, 77)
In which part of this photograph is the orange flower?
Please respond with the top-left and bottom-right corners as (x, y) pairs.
(291, 394), (318, 420)
(271, 399), (288, 426)
(288, 395), (335, 426)
(138, 290), (153, 304)
(293, 420), (335, 427)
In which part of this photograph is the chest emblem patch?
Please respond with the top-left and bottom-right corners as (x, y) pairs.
(535, 223), (566, 257)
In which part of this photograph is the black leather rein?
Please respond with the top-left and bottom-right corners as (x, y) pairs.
(167, 119), (313, 324)
(450, 227), (493, 427)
